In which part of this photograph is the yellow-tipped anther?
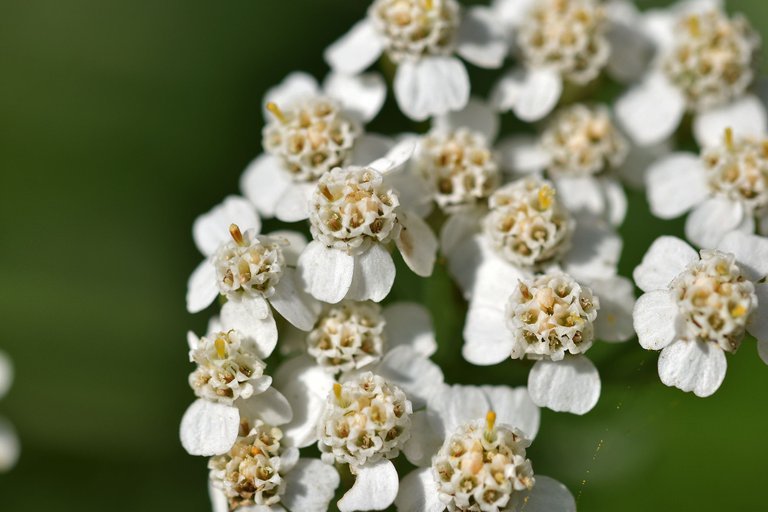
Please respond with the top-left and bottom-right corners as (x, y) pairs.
(731, 304), (747, 318)
(424, 0), (434, 10)
(229, 224), (245, 246)
(538, 185), (555, 210)
(486, 410), (497, 432)
(266, 101), (287, 123)
(333, 383), (343, 401)
(724, 127), (734, 151)
(687, 15), (701, 37)
(214, 337), (227, 359)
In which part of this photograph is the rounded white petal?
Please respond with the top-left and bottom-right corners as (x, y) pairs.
(605, 17), (654, 83)
(297, 241), (355, 304)
(376, 345), (445, 408)
(402, 411), (443, 468)
(510, 475), (576, 512)
(324, 72), (386, 123)
(645, 153), (708, 219)
(528, 356), (601, 415)
(180, 399), (240, 456)
(394, 56), (470, 121)
(440, 210), (482, 256)
(193, 196), (260, 257)
(619, 139), (672, 190)
(658, 340), (727, 397)
(382, 302), (437, 357)
(512, 67), (562, 122)
(283, 458), (340, 512)
(554, 176), (606, 221)
(633, 236), (698, 292)
(496, 135), (550, 175)
(237, 387), (293, 427)
(0, 351), (12, 400)
(757, 338), (768, 366)
(446, 235), (485, 297)
(717, 231), (768, 282)
(262, 72), (319, 117)
(491, 0), (536, 29)
(616, 72), (686, 146)
(324, 19), (384, 74)
(685, 197), (745, 249)
(748, 283), (768, 342)
(368, 137), (417, 174)
(590, 276), (636, 343)
(186, 259), (218, 314)
(268, 229), (307, 266)
(346, 244), (396, 302)
(239, 154), (292, 218)
(395, 468), (445, 512)
(633, 290), (680, 350)
(562, 221), (621, 282)
(0, 418), (19, 472)
(209, 480), (229, 512)
(396, 210), (438, 277)
(274, 183), (313, 222)
(351, 134), (394, 166)
(693, 95), (768, 148)
(480, 385), (540, 440)
(427, 384), (492, 437)
(338, 459), (399, 512)
(462, 302), (513, 366)
(220, 297), (276, 359)
(456, 7), (507, 69)
(269, 268), (321, 331)
(434, 97), (499, 142)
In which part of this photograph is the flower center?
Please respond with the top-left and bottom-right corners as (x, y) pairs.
(317, 373), (412, 467)
(416, 128), (500, 211)
(432, 412), (535, 512)
(309, 167), (401, 255)
(307, 302), (386, 374)
(483, 178), (574, 268)
(370, 0), (460, 63)
(506, 273), (599, 361)
(190, 330), (266, 404)
(263, 97), (361, 182)
(702, 129), (768, 213)
(541, 104), (628, 177)
(663, 10), (758, 111)
(517, 0), (609, 84)
(213, 225), (286, 299)
(671, 250), (757, 352)
(209, 421), (287, 509)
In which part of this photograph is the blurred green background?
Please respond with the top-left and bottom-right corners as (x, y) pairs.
(1, 0), (767, 510)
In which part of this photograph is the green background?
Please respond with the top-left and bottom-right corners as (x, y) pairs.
(1, 0), (766, 510)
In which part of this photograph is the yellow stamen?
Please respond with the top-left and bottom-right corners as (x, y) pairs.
(486, 410), (496, 432)
(687, 15), (701, 37)
(424, 0), (433, 10)
(214, 337), (227, 359)
(731, 304), (747, 318)
(538, 185), (555, 210)
(266, 101), (287, 123)
(229, 224), (245, 246)
(333, 383), (343, 401)
(724, 127), (734, 151)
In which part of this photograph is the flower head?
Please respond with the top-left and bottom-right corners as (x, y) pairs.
(213, 226), (286, 300)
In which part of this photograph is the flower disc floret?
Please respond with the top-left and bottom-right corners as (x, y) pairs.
(189, 330), (266, 405)
(432, 415), (534, 512)
(209, 421), (288, 510)
(517, 0), (609, 84)
(318, 373), (412, 467)
(663, 10), (759, 111)
(506, 273), (599, 361)
(370, 0), (460, 63)
(307, 302), (386, 374)
(670, 250), (757, 352)
(417, 128), (500, 211)
(541, 104), (628, 177)
(483, 178), (574, 268)
(309, 166), (401, 254)
(213, 226), (285, 299)
(263, 97), (361, 182)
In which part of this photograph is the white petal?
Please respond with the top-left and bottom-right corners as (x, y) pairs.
(645, 153), (708, 219)
(446, 235), (486, 298)
(263, 72), (319, 116)
(616, 72), (686, 146)
(324, 19), (384, 74)
(633, 290), (680, 350)
(562, 221), (621, 282)
(619, 139), (672, 190)
(685, 197), (744, 249)
(376, 345), (444, 408)
(602, 177), (628, 227)
(717, 231), (768, 282)
(274, 356), (336, 448)
(352, 134), (394, 166)
(237, 388), (293, 428)
(269, 268), (321, 331)
(239, 154), (292, 218)
(553, 177), (606, 221)
(186, 260), (218, 314)
(193, 196), (260, 257)
(693, 95), (768, 148)
(324, 72), (386, 123)
(512, 67), (563, 122)
(283, 459), (340, 512)
(394, 56), (470, 121)
(462, 301), (513, 366)
(338, 459), (399, 512)
(220, 298), (277, 359)
(633, 236), (698, 292)
(0, 351), (12, 401)
(748, 283), (768, 342)
(180, 399), (239, 456)
(267, 229), (308, 266)
(368, 137), (417, 174)
(510, 476), (576, 512)
(346, 244), (396, 302)
(382, 302), (437, 357)
(274, 183), (313, 222)
(209, 480), (229, 512)
(528, 356), (601, 415)
(297, 241), (355, 304)
(491, 0), (537, 29)
(395, 468), (445, 512)
(658, 340), (727, 397)
(0, 418), (19, 472)
(456, 7), (507, 69)
(439, 210), (482, 256)
(590, 276), (636, 343)
(758, 338), (768, 366)
(402, 412), (443, 467)
(427, 384), (491, 437)
(480, 385), (540, 440)
(496, 135), (550, 175)
(605, 16), (654, 83)
(384, 164), (434, 218)
(433, 97), (499, 142)
(396, 210), (438, 277)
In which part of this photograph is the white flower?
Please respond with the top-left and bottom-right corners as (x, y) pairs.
(646, 128), (768, 248)
(633, 233), (768, 397)
(0, 351), (19, 472)
(325, 0), (507, 120)
(394, 384), (576, 512)
(491, 0), (611, 121)
(297, 157), (438, 304)
(240, 71), (397, 222)
(615, 1), (767, 147)
(186, 196), (321, 336)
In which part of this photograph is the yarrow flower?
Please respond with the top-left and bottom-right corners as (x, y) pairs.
(0, 351), (19, 472)
(633, 233), (768, 397)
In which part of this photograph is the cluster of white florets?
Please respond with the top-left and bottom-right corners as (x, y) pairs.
(309, 166), (401, 254)
(670, 250), (757, 352)
(213, 226), (286, 299)
(483, 178), (574, 268)
(432, 415), (535, 512)
(416, 128), (500, 211)
(664, 10), (759, 110)
(506, 273), (599, 361)
(369, 0), (460, 63)
(541, 104), (628, 177)
(262, 97), (361, 182)
(318, 373), (412, 467)
(517, 0), (609, 84)
(307, 302), (386, 373)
